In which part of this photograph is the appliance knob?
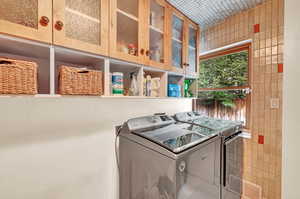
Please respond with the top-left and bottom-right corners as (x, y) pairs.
(178, 161), (186, 172)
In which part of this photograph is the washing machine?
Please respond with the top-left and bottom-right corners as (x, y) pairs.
(174, 112), (244, 199)
(118, 114), (221, 199)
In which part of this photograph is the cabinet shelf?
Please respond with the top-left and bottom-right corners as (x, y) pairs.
(117, 9), (139, 22)
(172, 37), (182, 43)
(0, 34), (50, 59)
(65, 7), (101, 23)
(189, 45), (196, 50)
(0, 34), (51, 94)
(150, 26), (164, 34)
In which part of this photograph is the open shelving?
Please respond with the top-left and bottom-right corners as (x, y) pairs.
(0, 34), (51, 95)
(54, 46), (106, 95)
(0, 34), (197, 99)
(109, 60), (143, 97)
(167, 72), (184, 97)
(143, 66), (167, 98)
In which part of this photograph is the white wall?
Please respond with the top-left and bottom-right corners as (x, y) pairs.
(0, 97), (192, 199)
(283, 0), (300, 198)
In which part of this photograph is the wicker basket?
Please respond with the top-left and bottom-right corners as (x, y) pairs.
(59, 65), (103, 95)
(0, 57), (38, 95)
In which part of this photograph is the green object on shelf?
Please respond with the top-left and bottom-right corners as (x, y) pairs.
(184, 79), (194, 97)
(112, 89), (124, 95)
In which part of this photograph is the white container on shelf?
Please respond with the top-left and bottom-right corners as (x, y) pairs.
(112, 72), (124, 95)
(150, 78), (161, 97)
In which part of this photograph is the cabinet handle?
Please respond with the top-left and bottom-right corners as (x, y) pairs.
(140, 49), (145, 55)
(55, 21), (64, 31)
(40, 16), (49, 26)
(146, 50), (150, 57)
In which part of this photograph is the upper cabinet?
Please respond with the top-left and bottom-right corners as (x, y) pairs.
(0, 0), (52, 43)
(169, 7), (186, 73)
(168, 6), (200, 75)
(185, 21), (199, 76)
(109, 0), (199, 73)
(0, 0), (199, 74)
(143, 0), (168, 70)
(53, 0), (109, 55)
(109, 0), (144, 63)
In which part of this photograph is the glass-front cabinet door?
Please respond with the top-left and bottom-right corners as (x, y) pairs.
(186, 23), (199, 77)
(53, 0), (109, 55)
(143, 0), (168, 70)
(170, 10), (185, 73)
(0, 0), (52, 43)
(110, 0), (143, 63)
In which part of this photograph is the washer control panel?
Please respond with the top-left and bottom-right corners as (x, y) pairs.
(127, 115), (174, 131)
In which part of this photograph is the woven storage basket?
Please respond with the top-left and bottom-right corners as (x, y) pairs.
(59, 65), (103, 95)
(0, 57), (38, 94)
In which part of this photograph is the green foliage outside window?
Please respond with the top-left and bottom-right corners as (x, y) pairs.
(198, 51), (248, 108)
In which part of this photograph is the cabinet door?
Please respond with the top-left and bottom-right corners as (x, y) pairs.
(169, 9), (185, 74)
(185, 23), (199, 77)
(110, 0), (144, 64)
(143, 0), (168, 70)
(0, 0), (52, 43)
(53, 0), (109, 55)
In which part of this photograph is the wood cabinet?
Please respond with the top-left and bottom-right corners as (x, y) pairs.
(143, 0), (169, 70)
(53, 0), (109, 55)
(168, 5), (200, 75)
(109, 0), (199, 73)
(185, 20), (200, 77)
(168, 6), (186, 74)
(109, 0), (144, 63)
(0, 0), (199, 75)
(0, 0), (52, 43)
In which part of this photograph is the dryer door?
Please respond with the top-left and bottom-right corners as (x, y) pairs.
(222, 133), (243, 199)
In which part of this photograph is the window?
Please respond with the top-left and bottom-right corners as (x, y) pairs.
(194, 43), (251, 128)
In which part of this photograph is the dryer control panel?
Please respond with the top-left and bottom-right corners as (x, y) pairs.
(127, 115), (174, 131)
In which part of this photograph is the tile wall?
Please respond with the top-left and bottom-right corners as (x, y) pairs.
(200, 0), (284, 198)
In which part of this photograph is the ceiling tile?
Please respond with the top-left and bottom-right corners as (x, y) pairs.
(167, 0), (265, 28)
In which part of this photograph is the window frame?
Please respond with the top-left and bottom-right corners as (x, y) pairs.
(197, 43), (252, 129)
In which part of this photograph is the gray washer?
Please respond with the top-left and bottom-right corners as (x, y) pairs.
(118, 115), (221, 199)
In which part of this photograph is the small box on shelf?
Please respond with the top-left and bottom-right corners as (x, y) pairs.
(167, 74), (184, 98)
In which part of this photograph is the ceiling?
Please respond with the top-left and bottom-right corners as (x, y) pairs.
(167, 0), (265, 28)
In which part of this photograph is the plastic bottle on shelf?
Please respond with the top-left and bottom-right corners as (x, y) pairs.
(129, 72), (139, 96)
(146, 75), (152, 96)
(150, 78), (161, 97)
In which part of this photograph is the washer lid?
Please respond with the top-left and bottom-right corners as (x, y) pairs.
(134, 124), (207, 153)
(192, 117), (243, 133)
(189, 124), (219, 137)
